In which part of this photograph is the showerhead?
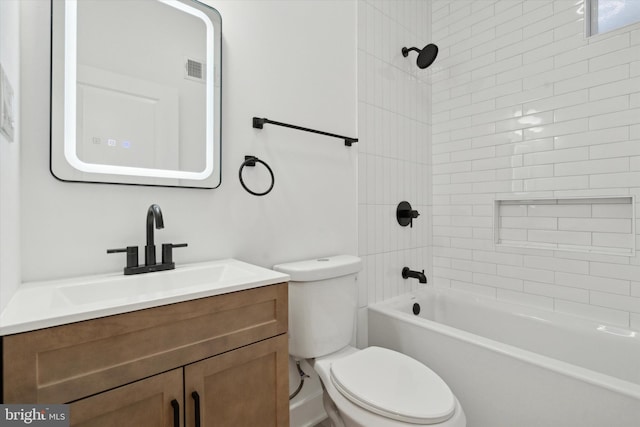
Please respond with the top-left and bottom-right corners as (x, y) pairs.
(402, 43), (439, 69)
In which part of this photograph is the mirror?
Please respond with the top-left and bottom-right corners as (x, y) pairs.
(51, 0), (222, 188)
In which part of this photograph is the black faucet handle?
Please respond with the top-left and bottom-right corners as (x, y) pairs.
(107, 246), (139, 269)
(162, 243), (188, 265)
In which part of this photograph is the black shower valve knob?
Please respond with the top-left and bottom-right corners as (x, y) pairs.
(396, 201), (420, 227)
(403, 210), (420, 219)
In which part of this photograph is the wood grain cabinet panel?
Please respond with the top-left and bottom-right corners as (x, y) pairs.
(185, 334), (289, 427)
(69, 368), (183, 427)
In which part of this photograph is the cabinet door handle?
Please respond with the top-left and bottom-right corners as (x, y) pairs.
(191, 391), (201, 427)
(170, 399), (180, 427)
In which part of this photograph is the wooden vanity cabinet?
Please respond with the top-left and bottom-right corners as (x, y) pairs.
(2, 283), (289, 427)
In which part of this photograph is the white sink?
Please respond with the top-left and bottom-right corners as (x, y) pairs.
(57, 262), (255, 306)
(0, 259), (289, 335)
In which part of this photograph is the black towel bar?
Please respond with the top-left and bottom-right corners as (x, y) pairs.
(252, 117), (358, 147)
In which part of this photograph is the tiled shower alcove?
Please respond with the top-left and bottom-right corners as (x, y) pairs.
(495, 196), (635, 256)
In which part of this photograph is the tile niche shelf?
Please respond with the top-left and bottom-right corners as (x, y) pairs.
(494, 196), (636, 257)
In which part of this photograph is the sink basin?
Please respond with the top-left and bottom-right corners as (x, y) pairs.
(0, 259), (290, 336)
(57, 262), (255, 306)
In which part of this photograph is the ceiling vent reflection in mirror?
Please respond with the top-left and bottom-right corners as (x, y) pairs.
(185, 58), (206, 82)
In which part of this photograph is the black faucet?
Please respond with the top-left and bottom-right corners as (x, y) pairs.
(108, 204), (187, 275)
(402, 267), (427, 283)
(146, 204), (164, 266)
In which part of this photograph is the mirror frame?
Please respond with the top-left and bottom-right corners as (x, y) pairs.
(50, 0), (222, 188)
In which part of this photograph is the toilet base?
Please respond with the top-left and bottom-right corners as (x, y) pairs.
(289, 358), (329, 427)
(322, 388), (345, 427)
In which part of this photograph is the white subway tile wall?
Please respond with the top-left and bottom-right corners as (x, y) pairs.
(357, 0), (432, 341)
(432, 0), (640, 329)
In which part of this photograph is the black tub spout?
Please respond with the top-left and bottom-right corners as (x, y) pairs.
(402, 267), (427, 284)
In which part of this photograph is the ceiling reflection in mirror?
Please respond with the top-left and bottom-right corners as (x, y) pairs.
(51, 0), (222, 188)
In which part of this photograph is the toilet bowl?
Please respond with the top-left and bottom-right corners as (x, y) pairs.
(273, 255), (466, 427)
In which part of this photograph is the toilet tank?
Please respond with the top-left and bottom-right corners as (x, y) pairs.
(273, 255), (362, 359)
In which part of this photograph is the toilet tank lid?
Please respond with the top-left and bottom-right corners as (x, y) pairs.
(273, 255), (362, 282)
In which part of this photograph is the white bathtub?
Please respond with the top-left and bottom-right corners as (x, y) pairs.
(368, 287), (640, 427)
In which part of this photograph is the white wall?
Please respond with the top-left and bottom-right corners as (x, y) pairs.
(0, 0), (21, 312)
(17, 0), (357, 285)
(356, 0), (433, 346)
(431, 0), (640, 329)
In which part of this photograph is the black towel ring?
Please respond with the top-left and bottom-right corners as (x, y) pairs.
(239, 156), (275, 196)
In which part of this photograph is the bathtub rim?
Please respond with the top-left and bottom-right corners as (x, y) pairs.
(368, 286), (640, 401)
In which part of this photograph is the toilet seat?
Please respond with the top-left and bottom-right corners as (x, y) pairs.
(329, 347), (456, 424)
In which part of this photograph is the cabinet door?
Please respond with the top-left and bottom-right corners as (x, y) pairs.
(69, 368), (183, 427)
(185, 334), (289, 427)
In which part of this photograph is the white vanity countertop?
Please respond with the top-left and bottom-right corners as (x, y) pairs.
(0, 259), (289, 336)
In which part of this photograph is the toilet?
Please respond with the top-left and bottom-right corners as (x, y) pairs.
(273, 255), (466, 427)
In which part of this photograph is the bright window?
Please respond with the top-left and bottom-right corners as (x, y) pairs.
(588, 0), (640, 35)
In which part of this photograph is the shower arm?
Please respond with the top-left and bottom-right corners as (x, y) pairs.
(402, 47), (421, 56)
